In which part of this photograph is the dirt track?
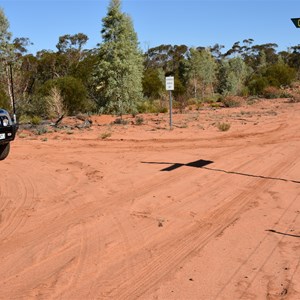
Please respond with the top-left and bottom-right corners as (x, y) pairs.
(0, 99), (299, 299)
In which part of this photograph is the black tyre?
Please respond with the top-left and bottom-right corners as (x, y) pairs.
(0, 143), (10, 160)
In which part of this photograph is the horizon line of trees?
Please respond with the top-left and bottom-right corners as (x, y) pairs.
(1, 1), (300, 121)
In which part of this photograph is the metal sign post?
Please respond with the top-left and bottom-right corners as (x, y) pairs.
(169, 90), (172, 129)
(165, 76), (174, 130)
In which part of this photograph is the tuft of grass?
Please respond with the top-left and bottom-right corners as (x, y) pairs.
(18, 115), (32, 124)
(178, 123), (188, 128)
(18, 132), (28, 139)
(217, 122), (231, 131)
(66, 129), (74, 135)
(35, 126), (48, 135)
(114, 118), (128, 125)
(100, 132), (111, 139)
(246, 97), (258, 105)
(31, 116), (42, 125)
(222, 96), (241, 108)
(210, 102), (223, 109)
(289, 92), (300, 103)
(135, 116), (144, 125)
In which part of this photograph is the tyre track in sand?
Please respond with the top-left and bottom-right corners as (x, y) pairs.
(1, 108), (298, 298)
(0, 157), (95, 298)
(65, 139), (298, 299)
(0, 136), (252, 299)
(0, 145), (237, 297)
(0, 171), (36, 241)
(84, 152), (297, 300)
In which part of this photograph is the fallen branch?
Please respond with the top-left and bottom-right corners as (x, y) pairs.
(52, 114), (64, 127)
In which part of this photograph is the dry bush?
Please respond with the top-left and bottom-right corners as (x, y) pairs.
(263, 86), (280, 98)
(135, 116), (144, 125)
(100, 132), (111, 139)
(289, 92), (300, 103)
(46, 86), (65, 118)
(290, 81), (300, 89)
(217, 122), (231, 131)
(221, 96), (242, 108)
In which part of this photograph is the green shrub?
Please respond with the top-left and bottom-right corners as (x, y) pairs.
(37, 76), (91, 116)
(29, 95), (51, 118)
(210, 102), (222, 108)
(187, 98), (198, 105)
(265, 63), (296, 87)
(159, 107), (168, 113)
(202, 96), (216, 104)
(142, 68), (164, 99)
(19, 114), (32, 124)
(240, 86), (250, 97)
(248, 64), (296, 96)
(201, 94), (223, 104)
(248, 76), (269, 96)
(137, 100), (167, 114)
(0, 87), (10, 110)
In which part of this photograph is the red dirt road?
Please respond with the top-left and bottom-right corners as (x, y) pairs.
(0, 99), (299, 299)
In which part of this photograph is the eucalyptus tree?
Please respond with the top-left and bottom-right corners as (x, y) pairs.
(142, 67), (164, 99)
(0, 8), (34, 111)
(186, 47), (217, 99)
(94, 0), (143, 115)
(282, 45), (300, 78)
(218, 56), (249, 96)
(0, 8), (12, 60)
(209, 43), (225, 61)
(56, 33), (89, 73)
(0, 7), (14, 107)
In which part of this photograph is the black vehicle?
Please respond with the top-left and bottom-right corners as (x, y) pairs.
(0, 109), (18, 160)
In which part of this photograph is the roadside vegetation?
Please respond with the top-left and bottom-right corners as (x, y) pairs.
(1, 0), (300, 123)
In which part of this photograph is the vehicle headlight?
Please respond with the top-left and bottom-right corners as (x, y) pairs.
(2, 118), (9, 126)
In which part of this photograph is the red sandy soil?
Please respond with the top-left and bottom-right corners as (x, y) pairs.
(0, 98), (299, 299)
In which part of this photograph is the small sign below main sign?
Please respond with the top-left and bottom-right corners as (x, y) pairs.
(166, 76), (174, 91)
(291, 18), (300, 28)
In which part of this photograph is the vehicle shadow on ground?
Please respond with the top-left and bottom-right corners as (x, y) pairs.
(141, 159), (300, 184)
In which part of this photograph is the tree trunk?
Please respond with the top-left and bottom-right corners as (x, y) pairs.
(5, 65), (14, 111)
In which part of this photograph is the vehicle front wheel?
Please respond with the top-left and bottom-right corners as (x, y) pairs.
(0, 143), (10, 160)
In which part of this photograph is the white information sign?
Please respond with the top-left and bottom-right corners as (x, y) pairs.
(165, 76), (174, 91)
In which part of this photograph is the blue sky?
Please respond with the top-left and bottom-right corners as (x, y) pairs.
(1, 0), (300, 54)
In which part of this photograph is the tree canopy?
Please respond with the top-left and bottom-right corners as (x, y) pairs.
(0, 3), (299, 119)
(93, 0), (143, 115)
